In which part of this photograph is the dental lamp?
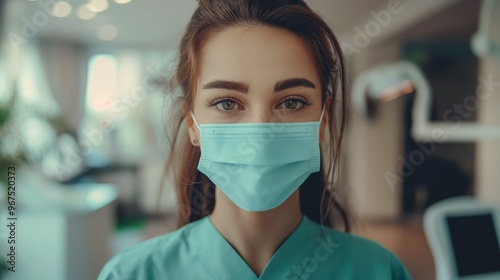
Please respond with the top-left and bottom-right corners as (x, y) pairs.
(471, 0), (500, 60)
(352, 61), (500, 142)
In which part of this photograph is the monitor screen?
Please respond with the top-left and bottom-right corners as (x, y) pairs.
(446, 213), (500, 277)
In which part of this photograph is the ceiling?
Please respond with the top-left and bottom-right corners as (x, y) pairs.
(5, 0), (400, 49)
(5, 0), (471, 52)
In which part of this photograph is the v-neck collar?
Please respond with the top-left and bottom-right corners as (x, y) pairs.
(194, 214), (322, 280)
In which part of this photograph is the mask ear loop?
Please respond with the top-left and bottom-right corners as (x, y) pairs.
(189, 111), (201, 130)
(319, 104), (326, 123)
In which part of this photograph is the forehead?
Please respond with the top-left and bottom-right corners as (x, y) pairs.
(197, 25), (320, 86)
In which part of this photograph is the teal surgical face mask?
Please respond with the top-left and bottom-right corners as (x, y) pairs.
(190, 106), (325, 212)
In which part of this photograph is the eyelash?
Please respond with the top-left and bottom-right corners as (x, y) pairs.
(206, 95), (312, 113)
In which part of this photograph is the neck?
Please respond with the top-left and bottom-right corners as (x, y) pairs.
(209, 187), (303, 277)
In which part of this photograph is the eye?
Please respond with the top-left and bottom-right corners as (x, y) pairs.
(215, 99), (240, 111)
(278, 98), (309, 110)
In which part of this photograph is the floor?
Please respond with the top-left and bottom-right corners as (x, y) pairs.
(112, 215), (435, 280)
(353, 219), (435, 280)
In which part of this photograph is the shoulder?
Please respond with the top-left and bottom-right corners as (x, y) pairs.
(310, 223), (413, 279)
(97, 218), (204, 280)
(328, 228), (391, 257)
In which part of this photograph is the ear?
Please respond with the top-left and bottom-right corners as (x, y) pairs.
(182, 103), (200, 147)
(319, 96), (331, 143)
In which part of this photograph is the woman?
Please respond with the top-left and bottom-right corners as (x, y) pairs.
(98, 0), (412, 279)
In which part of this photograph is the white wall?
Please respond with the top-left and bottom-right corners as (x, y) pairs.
(346, 40), (405, 221)
(475, 14), (500, 203)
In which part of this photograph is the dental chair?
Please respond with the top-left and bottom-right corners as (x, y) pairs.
(424, 196), (500, 280)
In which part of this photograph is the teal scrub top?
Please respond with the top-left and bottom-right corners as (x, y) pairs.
(98, 215), (413, 280)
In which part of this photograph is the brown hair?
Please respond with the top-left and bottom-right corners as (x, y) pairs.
(161, 0), (350, 232)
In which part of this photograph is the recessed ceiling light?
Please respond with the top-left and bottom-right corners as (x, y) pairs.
(88, 0), (109, 13)
(52, 1), (72, 18)
(78, 4), (96, 20)
(98, 24), (118, 41)
(114, 0), (133, 4)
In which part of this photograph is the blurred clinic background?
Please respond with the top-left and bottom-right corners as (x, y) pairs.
(0, 0), (500, 280)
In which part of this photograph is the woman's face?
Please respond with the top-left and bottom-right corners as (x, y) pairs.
(188, 25), (328, 143)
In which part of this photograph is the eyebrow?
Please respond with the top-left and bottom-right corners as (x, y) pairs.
(202, 78), (316, 93)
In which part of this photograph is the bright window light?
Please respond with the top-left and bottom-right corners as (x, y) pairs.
(85, 54), (118, 113)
